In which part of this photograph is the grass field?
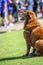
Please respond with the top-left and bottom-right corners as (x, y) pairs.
(0, 29), (43, 65)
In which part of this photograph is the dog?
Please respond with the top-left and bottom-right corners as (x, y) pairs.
(23, 10), (43, 56)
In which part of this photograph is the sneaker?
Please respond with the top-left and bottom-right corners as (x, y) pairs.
(9, 23), (14, 27)
(7, 23), (14, 32)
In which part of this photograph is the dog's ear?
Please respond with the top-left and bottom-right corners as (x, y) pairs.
(30, 11), (37, 20)
(24, 13), (31, 25)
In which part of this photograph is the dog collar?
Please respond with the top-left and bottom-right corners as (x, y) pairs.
(24, 30), (30, 33)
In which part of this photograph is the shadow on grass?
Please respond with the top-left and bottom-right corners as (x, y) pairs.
(0, 31), (6, 34)
(0, 54), (41, 61)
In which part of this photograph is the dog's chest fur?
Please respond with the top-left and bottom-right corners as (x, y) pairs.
(24, 20), (43, 48)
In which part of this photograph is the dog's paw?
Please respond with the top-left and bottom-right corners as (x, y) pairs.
(30, 53), (37, 57)
(23, 53), (29, 57)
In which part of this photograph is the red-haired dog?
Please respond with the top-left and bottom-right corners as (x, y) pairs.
(23, 10), (43, 56)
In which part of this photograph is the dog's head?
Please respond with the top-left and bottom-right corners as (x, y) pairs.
(24, 10), (40, 30)
(24, 10), (37, 23)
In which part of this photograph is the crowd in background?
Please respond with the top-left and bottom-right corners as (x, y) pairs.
(0, 0), (43, 28)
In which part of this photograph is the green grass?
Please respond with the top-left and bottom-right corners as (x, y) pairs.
(0, 30), (43, 65)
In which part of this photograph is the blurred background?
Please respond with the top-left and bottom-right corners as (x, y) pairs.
(0, 0), (43, 31)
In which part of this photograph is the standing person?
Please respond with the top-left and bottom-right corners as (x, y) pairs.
(33, 0), (38, 16)
(13, 0), (18, 22)
(8, 0), (14, 26)
(39, 0), (43, 18)
(1, 0), (8, 27)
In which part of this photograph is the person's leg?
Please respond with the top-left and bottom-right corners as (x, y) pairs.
(8, 9), (14, 31)
(4, 11), (8, 27)
(13, 3), (18, 22)
(8, 9), (13, 24)
(14, 11), (18, 22)
(42, 3), (43, 17)
(1, 11), (8, 27)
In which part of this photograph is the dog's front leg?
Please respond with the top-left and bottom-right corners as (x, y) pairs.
(25, 41), (31, 56)
(23, 31), (31, 56)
